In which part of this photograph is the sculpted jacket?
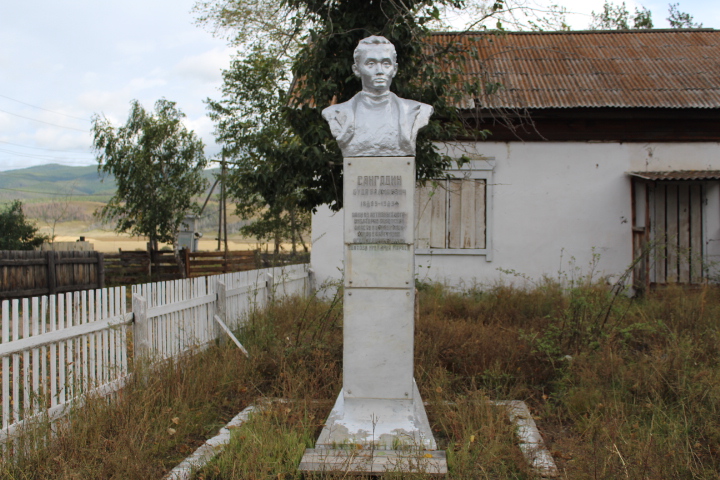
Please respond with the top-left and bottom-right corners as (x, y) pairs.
(322, 91), (433, 157)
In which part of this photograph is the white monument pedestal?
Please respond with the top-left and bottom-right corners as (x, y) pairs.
(300, 157), (444, 475)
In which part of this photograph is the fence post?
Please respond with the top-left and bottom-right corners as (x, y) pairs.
(265, 272), (274, 306)
(147, 248), (153, 280)
(308, 268), (316, 296)
(132, 293), (149, 359)
(97, 252), (105, 288)
(216, 280), (227, 345)
(47, 250), (57, 295)
(184, 248), (191, 278)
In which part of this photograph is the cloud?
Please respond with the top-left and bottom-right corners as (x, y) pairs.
(82, 72), (99, 85)
(31, 128), (93, 152)
(115, 39), (159, 57)
(184, 115), (220, 153)
(0, 112), (14, 131)
(76, 91), (133, 120)
(172, 47), (233, 84)
(76, 75), (171, 122)
(128, 77), (168, 91)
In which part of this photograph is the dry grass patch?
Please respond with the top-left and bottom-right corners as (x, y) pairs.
(1, 344), (253, 479)
(413, 282), (720, 479)
(4, 281), (720, 479)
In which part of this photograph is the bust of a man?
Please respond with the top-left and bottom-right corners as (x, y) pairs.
(322, 35), (433, 157)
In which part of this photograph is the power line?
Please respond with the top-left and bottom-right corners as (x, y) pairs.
(0, 108), (88, 132)
(0, 94), (91, 122)
(0, 140), (91, 154)
(0, 148), (90, 161)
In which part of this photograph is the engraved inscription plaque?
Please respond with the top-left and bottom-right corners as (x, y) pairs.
(344, 157), (414, 245)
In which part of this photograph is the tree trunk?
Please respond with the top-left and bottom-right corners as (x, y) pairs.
(290, 208), (297, 254)
(298, 231), (309, 253)
(174, 233), (187, 279)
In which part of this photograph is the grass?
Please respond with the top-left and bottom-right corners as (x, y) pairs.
(1, 345), (253, 479)
(4, 280), (720, 479)
(413, 281), (720, 479)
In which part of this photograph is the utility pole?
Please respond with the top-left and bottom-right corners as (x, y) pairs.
(222, 158), (229, 254)
(217, 178), (223, 252)
(217, 153), (224, 252)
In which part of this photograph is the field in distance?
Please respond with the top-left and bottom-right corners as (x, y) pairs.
(22, 200), (284, 253)
(2, 164), (292, 253)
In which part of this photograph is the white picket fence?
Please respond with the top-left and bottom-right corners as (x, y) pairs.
(0, 264), (312, 442)
(0, 287), (131, 442)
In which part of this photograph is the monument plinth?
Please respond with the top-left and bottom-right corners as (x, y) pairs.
(299, 35), (444, 475)
(314, 156), (435, 451)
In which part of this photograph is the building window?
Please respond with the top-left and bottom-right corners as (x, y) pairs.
(414, 159), (494, 259)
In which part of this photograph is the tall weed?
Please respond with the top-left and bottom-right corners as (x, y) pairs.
(6, 279), (720, 479)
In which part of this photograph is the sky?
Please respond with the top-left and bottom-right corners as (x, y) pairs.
(1, 0), (718, 173)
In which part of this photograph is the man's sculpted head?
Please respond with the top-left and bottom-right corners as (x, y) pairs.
(352, 36), (398, 95)
(321, 34), (432, 157)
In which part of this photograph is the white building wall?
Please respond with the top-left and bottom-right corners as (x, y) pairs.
(311, 141), (720, 289)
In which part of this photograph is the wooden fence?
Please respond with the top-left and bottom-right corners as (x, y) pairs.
(2, 250), (271, 299)
(0, 264), (312, 441)
(104, 249), (259, 286)
(103, 251), (150, 285)
(0, 251), (104, 300)
(103, 250), (179, 285)
(184, 250), (257, 278)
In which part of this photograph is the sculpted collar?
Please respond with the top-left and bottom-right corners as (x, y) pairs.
(359, 90), (391, 104)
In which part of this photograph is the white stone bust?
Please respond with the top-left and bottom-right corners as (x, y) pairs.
(322, 35), (433, 157)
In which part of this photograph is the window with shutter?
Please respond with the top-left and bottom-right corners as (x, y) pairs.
(414, 159), (494, 259)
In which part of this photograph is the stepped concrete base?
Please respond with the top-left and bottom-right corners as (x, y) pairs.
(299, 449), (447, 475)
(315, 381), (436, 450)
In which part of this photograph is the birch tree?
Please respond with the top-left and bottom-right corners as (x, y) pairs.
(92, 99), (208, 250)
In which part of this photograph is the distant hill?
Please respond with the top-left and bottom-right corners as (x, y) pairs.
(0, 164), (220, 204)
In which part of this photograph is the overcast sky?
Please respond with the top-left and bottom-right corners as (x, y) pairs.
(1, 0), (717, 173)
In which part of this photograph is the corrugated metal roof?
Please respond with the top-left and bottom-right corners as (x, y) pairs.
(429, 30), (720, 109)
(628, 170), (720, 181)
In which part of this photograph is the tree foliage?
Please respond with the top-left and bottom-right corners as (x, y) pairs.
(527, 4), (571, 32)
(590, 1), (653, 29)
(283, 0), (485, 212)
(0, 200), (49, 250)
(92, 99), (208, 249)
(633, 6), (654, 29)
(200, 0), (706, 223)
(207, 46), (309, 252)
(667, 2), (702, 28)
(200, 0), (501, 214)
(590, 1), (703, 30)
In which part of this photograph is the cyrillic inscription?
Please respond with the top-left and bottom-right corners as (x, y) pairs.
(351, 211), (406, 243)
(344, 157), (414, 245)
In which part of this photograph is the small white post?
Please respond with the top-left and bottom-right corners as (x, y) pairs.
(265, 272), (274, 306)
(132, 293), (149, 359)
(308, 268), (316, 296)
(216, 281), (227, 345)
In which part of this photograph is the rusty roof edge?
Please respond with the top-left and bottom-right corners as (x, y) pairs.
(465, 104), (720, 111)
(431, 28), (719, 36)
(627, 170), (720, 181)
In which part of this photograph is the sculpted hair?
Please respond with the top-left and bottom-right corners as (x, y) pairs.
(353, 35), (397, 64)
